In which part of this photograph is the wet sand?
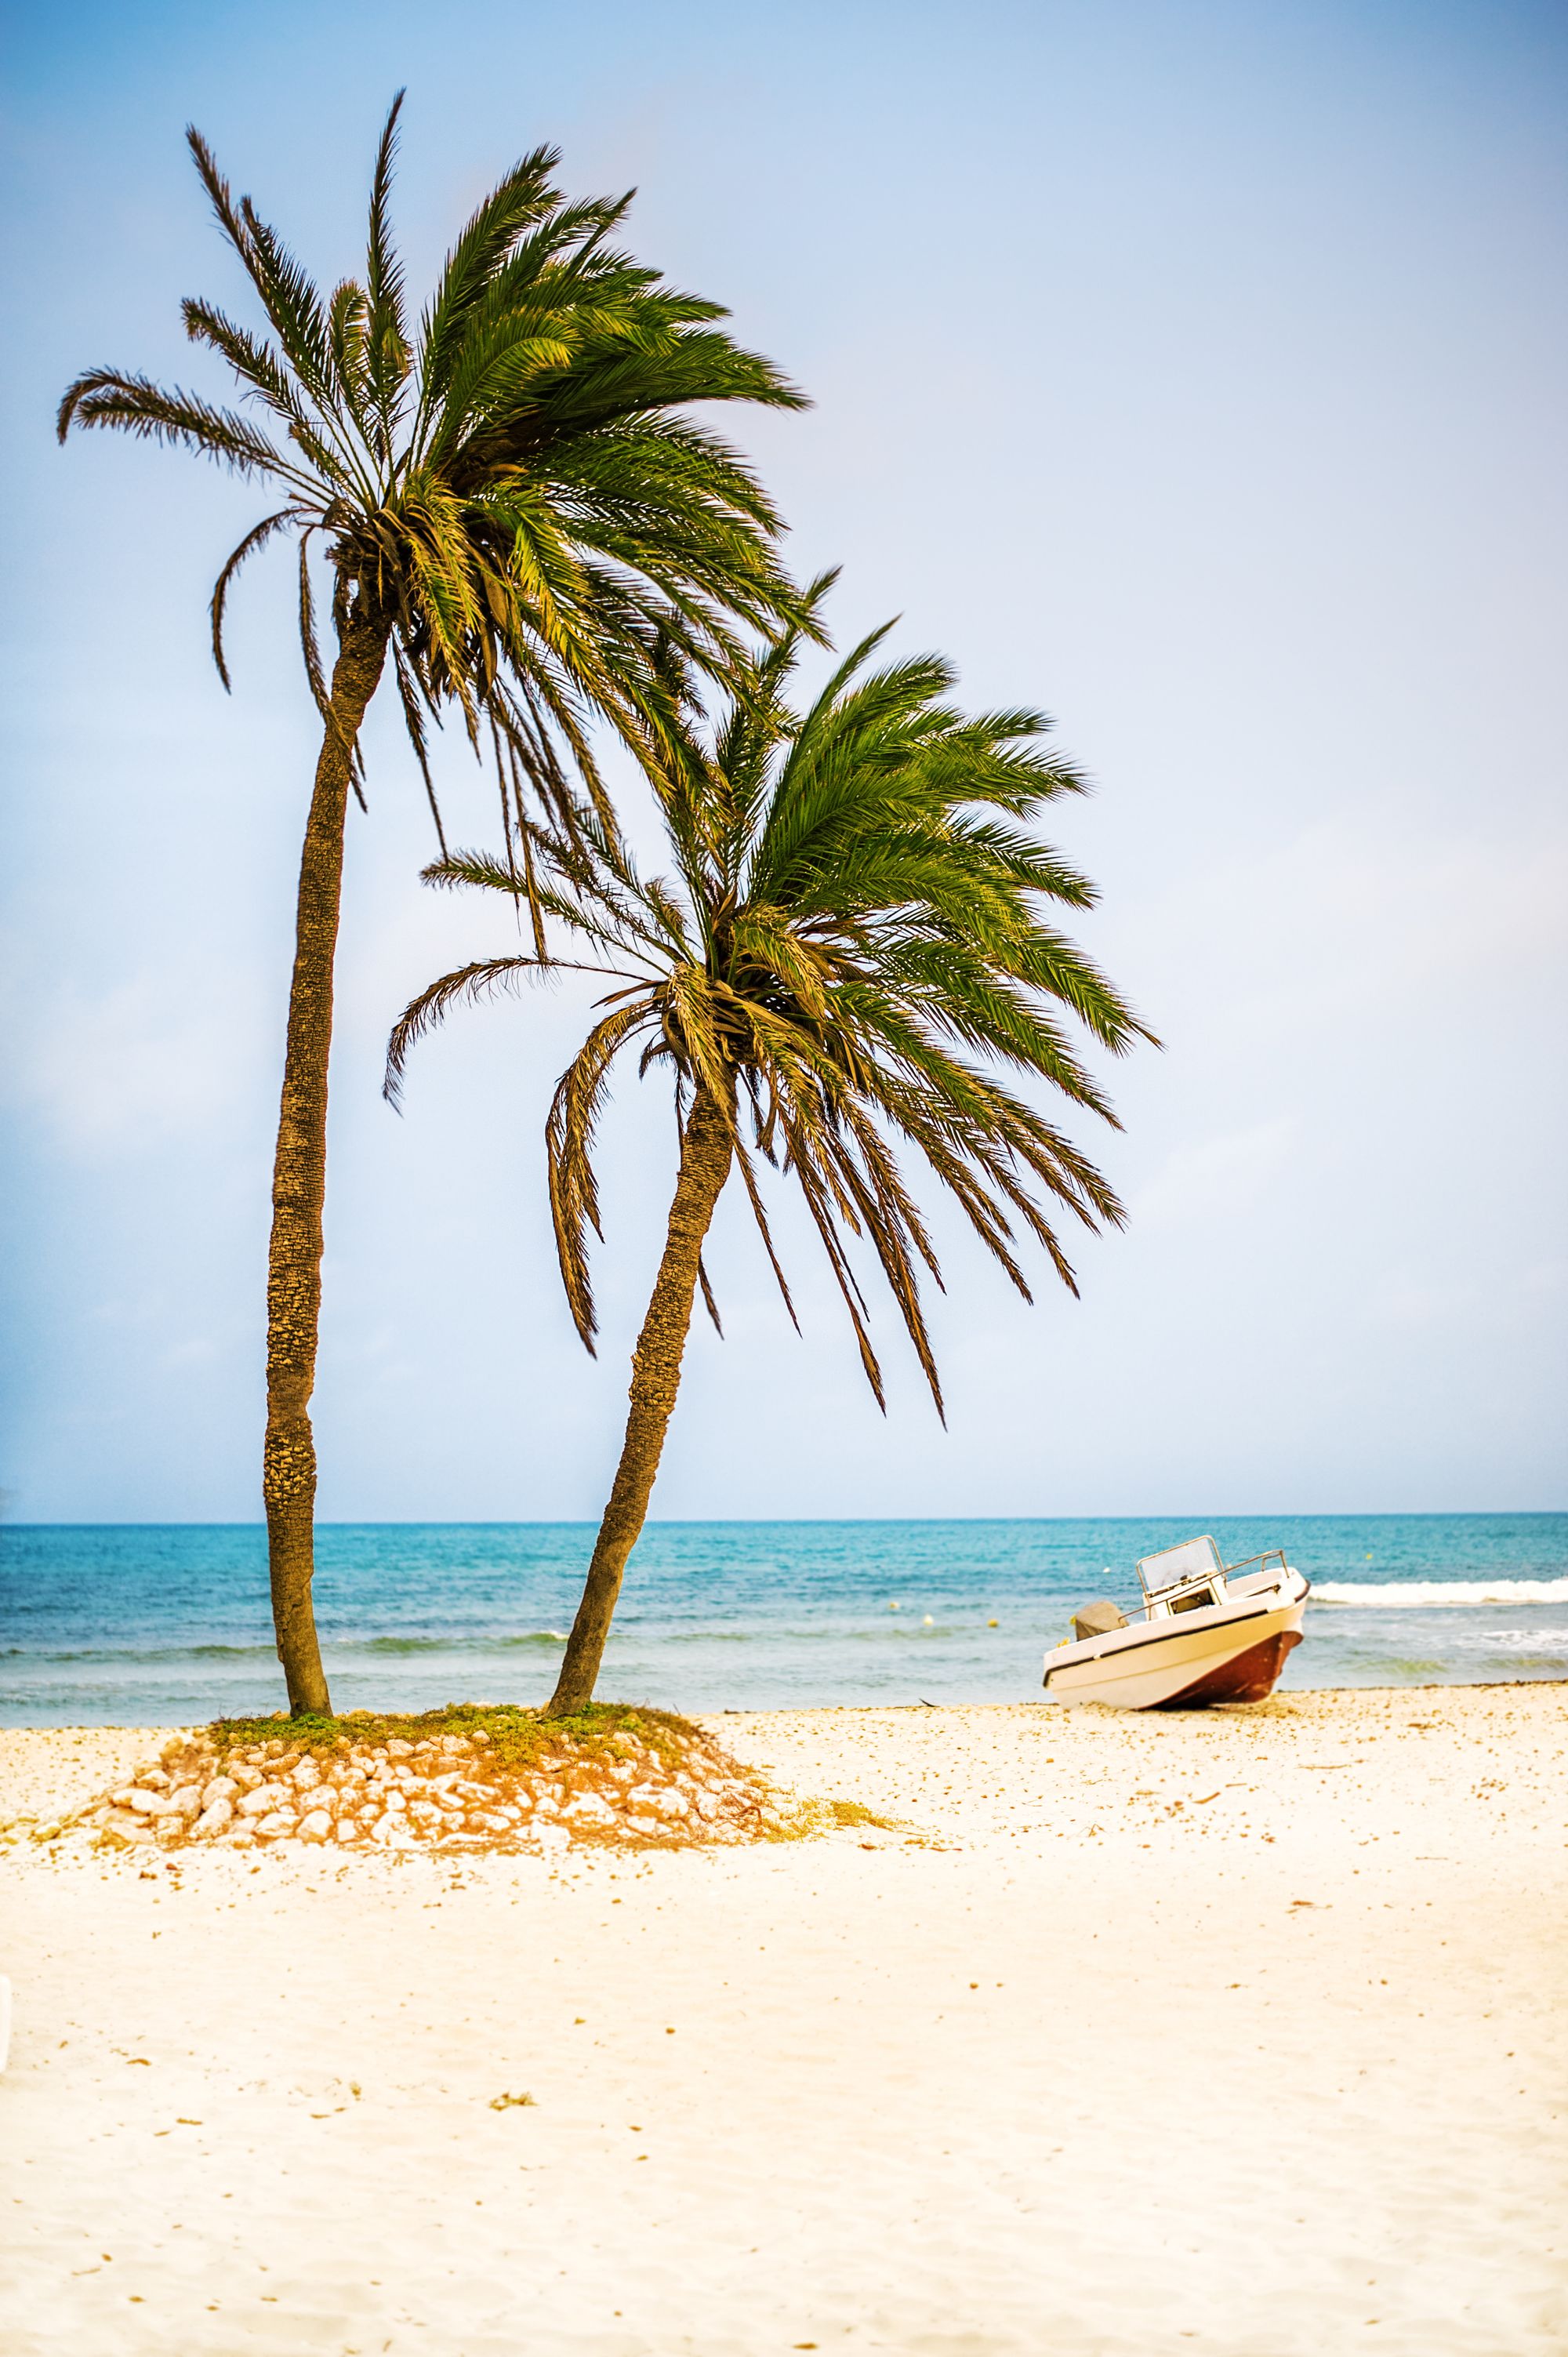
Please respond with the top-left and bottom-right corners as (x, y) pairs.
(2, 1683), (1564, 2355)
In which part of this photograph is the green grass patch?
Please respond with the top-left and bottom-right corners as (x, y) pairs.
(205, 1700), (702, 1770)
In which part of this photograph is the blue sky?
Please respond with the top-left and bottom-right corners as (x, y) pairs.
(2, 0), (1564, 1520)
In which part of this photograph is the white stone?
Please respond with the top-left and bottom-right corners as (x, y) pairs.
(372, 1817), (416, 1847)
(192, 1800), (234, 1838)
(237, 1788), (277, 1818)
(292, 1759), (322, 1791)
(334, 1819), (361, 1842)
(297, 1809), (332, 1842)
(135, 1767), (171, 1790)
(169, 1785), (205, 1818)
(125, 1789), (183, 1817)
(154, 1816), (185, 1846)
(564, 1794), (615, 1825)
(254, 1810), (296, 1839)
(201, 1777), (238, 1807)
(230, 1767), (266, 1793)
(534, 1823), (569, 1851)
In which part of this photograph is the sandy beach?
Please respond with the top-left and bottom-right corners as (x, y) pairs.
(2, 1683), (1563, 2355)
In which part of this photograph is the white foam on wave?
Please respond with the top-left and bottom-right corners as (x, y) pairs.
(1312, 1578), (1568, 1608)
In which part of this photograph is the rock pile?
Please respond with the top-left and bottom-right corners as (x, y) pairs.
(83, 1720), (779, 1855)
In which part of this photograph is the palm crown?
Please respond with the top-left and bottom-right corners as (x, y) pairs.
(388, 585), (1155, 1412)
(58, 93), (808, 833)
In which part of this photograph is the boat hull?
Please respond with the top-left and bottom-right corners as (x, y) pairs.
(1150, 1625), (1301, 1708)
(1043, 1596), (1306, 1710)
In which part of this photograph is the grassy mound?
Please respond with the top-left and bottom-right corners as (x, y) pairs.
(82, 1702), (808, 1855)
(206, 1701), (697, 1770)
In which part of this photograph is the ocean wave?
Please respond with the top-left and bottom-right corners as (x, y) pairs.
(16, 1632), (572, 1665)
(358, 1632), (566, 1654)
(27, 1643), (277, 1665)
(1312, 1578), (1568, 1607)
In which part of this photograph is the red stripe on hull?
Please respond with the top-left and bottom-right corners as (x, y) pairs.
(1152, 1628), (1302, 1710)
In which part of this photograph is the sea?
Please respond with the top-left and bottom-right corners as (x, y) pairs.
(2, 1514), (1565, 1727)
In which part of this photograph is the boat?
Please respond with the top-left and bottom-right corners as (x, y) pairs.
(1042, 1535), (1309, 1709)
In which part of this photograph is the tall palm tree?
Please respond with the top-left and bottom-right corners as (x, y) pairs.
(58, 96), (808, 1714)
(387, 587), (1155, 1712)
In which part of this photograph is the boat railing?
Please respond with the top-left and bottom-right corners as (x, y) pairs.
(1220, 1549), (1288, 1580)
(1059, 1550), (1294, 1646)
(1137, 1550), (1290, 1615)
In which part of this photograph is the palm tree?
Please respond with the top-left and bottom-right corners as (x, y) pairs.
(58, 96), (808, 1714)
(387, 587), (1156, 1712)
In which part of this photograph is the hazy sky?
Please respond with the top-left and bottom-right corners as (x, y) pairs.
(2, 0), (1564, 1524)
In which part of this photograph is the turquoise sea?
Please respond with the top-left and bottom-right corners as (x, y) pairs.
(2, 1515), (1565, 1726)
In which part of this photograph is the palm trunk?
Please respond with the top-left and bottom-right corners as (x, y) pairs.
(547, 1086), (734, 1715)
(263, 597), (390, 1716)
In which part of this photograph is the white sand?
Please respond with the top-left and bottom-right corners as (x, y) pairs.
(2, 1684), (1564, 2355)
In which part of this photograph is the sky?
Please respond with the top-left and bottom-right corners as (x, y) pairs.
(2, 0), (1564, 1524)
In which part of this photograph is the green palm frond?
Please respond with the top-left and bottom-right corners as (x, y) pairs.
(209, 507), (299, 688)
(60, 95), (811, 877)
(56, 370), (313, 488)
(392, 594), (1156, 1411)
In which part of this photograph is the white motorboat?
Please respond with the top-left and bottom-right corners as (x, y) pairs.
(1042, 1535), (1308, 1709)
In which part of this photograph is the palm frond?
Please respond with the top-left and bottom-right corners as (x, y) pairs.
(364, 91), (412, 456)
(384, 953), (613, 1106)
(56, 370), (314, 490)
(209, 507), (298, 688)
(545, 999), (655, 1346)
(395, 585), (1150, 1406)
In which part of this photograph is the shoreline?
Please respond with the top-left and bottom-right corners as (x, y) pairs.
(2, 1685), (1564, 2353)
(4, 1668), (1567, 1745)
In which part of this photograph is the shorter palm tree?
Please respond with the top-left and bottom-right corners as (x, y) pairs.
(387, 589), (1154, 1711)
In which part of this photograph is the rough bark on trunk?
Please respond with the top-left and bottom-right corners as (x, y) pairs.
(263, 597), (390, 1716)
(547, 1086), (734, 1714)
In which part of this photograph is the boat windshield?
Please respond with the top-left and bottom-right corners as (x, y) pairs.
(1137, 1534), (1224, 1597)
